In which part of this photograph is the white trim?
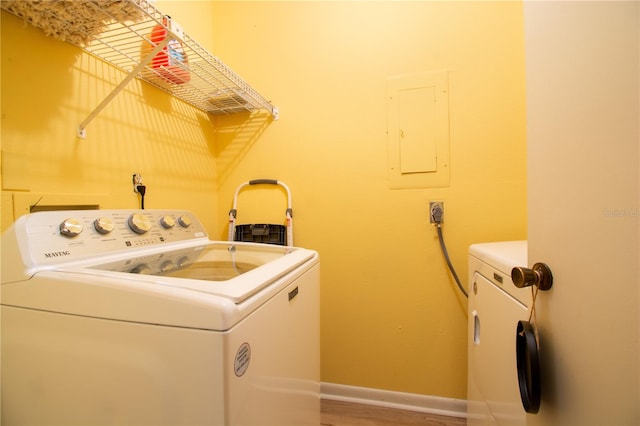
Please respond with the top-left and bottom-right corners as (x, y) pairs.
(321, 382), (467, 419)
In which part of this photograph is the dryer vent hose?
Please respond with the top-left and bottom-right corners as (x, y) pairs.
(436, 225), (468, 298)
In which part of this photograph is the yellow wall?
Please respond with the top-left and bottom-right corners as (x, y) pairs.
(1, 2), (219, 234)
(211, 1), (526, 399)
(1, 1), (526, 400)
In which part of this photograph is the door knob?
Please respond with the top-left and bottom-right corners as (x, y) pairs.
(511, 263), (553, 291)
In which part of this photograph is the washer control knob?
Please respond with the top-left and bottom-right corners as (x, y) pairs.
(128, 213), (152, 234)
(177, 215), (191, 228)
(93, 217), (115, 234)
(160, 215), (176, 229)
(59, 218), (83, 237)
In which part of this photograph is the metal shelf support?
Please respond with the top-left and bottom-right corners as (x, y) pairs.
(77, 37), (170, 139)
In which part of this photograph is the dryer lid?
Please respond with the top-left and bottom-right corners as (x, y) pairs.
(469, 240), (527, 276)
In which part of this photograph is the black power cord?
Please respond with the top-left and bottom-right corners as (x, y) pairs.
(132, 173), (146, 210)
(136, 185), (146, 209)
(431, 204), (468, 298)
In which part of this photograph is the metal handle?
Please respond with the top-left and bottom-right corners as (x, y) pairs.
(511, 263), (553, 291)
(249, 179), (278, 185)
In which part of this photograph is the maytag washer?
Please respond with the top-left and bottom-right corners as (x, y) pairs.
(1, 209), (320, 425)
(467, 241), (531, 425)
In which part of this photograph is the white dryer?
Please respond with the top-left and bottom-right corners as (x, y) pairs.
(1, 209), (320, 425)
(467, 241), (530, 425)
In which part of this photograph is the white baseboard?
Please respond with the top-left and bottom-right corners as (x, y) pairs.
(320, 382), (467, 419)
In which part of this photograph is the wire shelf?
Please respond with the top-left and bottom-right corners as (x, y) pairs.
(2, 0), (278, 136)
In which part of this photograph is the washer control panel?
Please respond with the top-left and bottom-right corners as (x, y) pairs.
(15, 209), (209, 266)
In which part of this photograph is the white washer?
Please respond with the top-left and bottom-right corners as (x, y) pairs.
(1, 209), (320, 425)
(467, 241), (530, 425)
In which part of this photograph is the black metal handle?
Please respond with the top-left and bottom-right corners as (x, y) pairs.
(249, 179), (278, 185)
(511, 263), (553, 291)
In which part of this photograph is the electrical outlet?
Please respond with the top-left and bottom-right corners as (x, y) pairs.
(132, 173), (143, 193)
(430, 201), (444, 224)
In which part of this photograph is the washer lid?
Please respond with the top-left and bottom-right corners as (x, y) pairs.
(2, 242), (318, 331)
(78, 241), (316, 303)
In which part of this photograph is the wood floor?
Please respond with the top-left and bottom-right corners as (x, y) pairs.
(321, 399), (467, 426)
